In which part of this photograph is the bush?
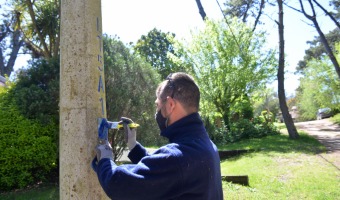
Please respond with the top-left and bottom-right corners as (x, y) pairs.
(331, 113), (340, 125)
(104, 35), (164, 149)
(206, 116), (280, 144)
(8, 58), (59, 125)
(227, 117), (279, 143)
(0, 94), (57, 191)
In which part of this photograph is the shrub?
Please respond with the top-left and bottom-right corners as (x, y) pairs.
(205, 112), (280, 144)
(331, 113), (340, 125)
(8, 58), (59, 125)
(0, 92), (57, 191)
(229, 117), (280, 143)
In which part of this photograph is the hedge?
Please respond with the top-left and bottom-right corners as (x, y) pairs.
(0, 97), (57, 191)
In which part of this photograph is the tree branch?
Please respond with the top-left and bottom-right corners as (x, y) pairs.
(283, 2), (303, 14)
(299, 0), (340, 79)
(312, 0), (340, 29)
(23, 37), (45, 58)
(26, 0), (51, 58)
(299, 0), (314, 20)
(253, 0), (265, 32)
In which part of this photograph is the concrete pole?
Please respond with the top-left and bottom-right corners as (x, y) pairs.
(60, 0), (108, 199)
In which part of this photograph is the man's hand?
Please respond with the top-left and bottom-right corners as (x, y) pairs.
(121, 117), (137, 150)
(96, 142), (114, 161)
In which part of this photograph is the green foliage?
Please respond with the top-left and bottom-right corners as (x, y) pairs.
(227, 117), (279, 143)
(0, 184), (58, 200)
(224, 0), (264, 24)
(297, 45), (340, 120)
(219, 133), (340, 199)
(175, 18), (276, 129)
(0, 58), (59, 191)
(231, 95), (254, 120)
(134, 28), (184, 79)
(2, 133), (339, 199)
(251, 87), (280, 117)
(202, 117), (227, 145)
(331, 0), (340, 19)
(8, 58), (59, 125)
(0, 92), (57, 191)
(331, 113), (340, 125)
(13, 0), (60, 58)
(297, 29), (340, 73)
(103, 35), (166, 149)
(205, 114), (279, 144)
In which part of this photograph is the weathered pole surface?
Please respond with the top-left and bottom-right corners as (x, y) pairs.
(60, 0), (108, 199)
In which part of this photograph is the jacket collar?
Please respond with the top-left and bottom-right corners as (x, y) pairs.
(160, 112), (206, 142)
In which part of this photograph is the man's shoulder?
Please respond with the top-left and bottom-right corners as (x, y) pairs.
(155, 143), (182, 156)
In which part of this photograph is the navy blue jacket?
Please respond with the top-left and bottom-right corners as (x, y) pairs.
(96, 113), (223, 200)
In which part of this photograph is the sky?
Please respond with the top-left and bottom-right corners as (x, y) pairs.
(4, 0), (335, 96)
(101, 0), (336, 96)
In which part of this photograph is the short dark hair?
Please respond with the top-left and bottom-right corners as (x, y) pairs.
(156, 72), (200, 112)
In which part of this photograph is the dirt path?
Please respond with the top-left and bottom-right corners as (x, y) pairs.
(295, 119), (340, 170)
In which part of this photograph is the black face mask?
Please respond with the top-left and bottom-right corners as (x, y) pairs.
(155, 109), (167, 131)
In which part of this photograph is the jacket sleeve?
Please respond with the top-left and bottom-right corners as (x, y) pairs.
(127, 142), (149, 164)
(96, 147), (183, 200)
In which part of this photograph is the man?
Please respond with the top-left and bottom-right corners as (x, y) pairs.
(93, 72), (223, 199)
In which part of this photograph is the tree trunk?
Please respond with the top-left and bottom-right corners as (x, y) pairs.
(0, 48), (5, 76)
(5, 30), (23, 76)
(195, 0), (207, 21)
(0, 30), (23, 77)
(299, 0), (340, 80)
(277, 0), (299, 139)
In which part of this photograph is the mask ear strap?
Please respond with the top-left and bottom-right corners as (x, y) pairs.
(165, 118), (169, 128)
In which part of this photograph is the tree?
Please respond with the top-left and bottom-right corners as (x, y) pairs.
(222, 0), (299, 138)
(312, 0), (340, 29)
(223, 0), (266, 31)
(298, 0), (340, 80)
(176, 19), (276, 129)
(7, 58), (60, 125)
(277, 0), (299, 139)
(330, 0), (340, 19)
(1, 0), (60, 76)
(0, 1), (24, 77)
(103, 35), (164, 160)
(252, 87), (280, 117)
(0, 57), (59, 190)
(297, 29), (340, 73)
(297, 45), (340, 120)
(13, 0), (60, 58)
(134, 28), (183, 79)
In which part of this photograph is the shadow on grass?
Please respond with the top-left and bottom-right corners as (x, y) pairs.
(0, 184), (59, 200)
(218, 132), (326, 161)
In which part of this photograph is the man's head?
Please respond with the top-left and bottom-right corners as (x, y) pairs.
(155, 72), (200, 128)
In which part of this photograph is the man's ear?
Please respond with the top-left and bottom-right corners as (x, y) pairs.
(166, 96), (176, 112)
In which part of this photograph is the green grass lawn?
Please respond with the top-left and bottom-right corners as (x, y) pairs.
(0, 184), (59, 200)
(1, 132), (339, 199)
(219, 132), (340, 199)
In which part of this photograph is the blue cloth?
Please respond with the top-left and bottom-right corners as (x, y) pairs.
(96, 113), (223, 200)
